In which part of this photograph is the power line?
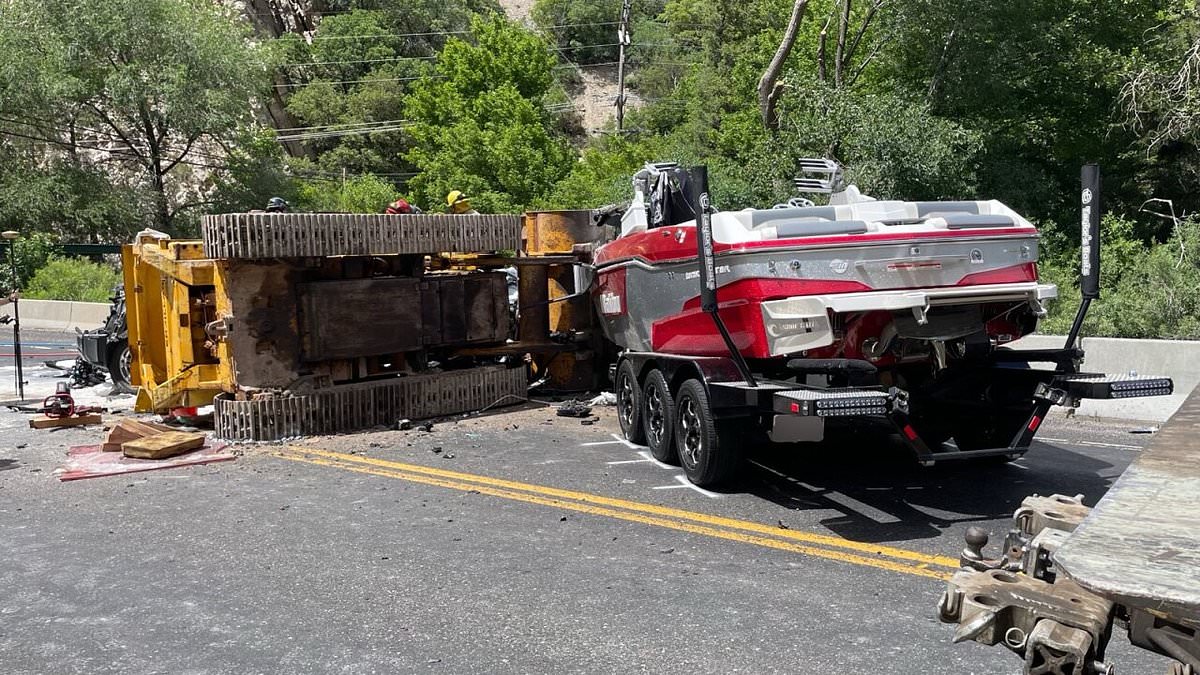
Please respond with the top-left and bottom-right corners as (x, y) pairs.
(307, 29), (468, 41)
(276, 124), (412, 142)
(273, 119), (412, 133)
(272, 75), (438, 89)
(280, 55), (437, 68)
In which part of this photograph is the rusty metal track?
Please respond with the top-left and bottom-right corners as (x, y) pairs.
(202, 213), (522, 259)
(213, 366), (526, 441)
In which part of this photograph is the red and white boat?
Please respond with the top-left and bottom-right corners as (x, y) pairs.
(594, 162), (1055, 363)
(590, 162), (1171, 487)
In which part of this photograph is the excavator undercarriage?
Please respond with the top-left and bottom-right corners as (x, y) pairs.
(125, 211), (603, 441)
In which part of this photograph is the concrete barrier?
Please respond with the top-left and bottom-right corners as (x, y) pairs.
(1010, 335), (1200, 423)
(0, 299), (111, 332)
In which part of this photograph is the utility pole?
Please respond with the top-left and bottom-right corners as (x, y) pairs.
(2, 231), (23, 401)
(615, 0), (633, 132)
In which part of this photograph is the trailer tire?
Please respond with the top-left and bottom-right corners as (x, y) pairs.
(616, 359), (646, 445)
(674, 379), (740, 488)
(642, 369), (677, 464)
(107, 340), (135, 395)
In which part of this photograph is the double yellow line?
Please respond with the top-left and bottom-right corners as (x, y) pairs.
(274, 446), (957, 581)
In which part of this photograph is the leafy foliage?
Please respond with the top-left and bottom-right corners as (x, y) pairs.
(1043, 216), (1200, 339)
(295, 174), (401, 213)
(23, 255), (122, 303)
(0, 233), (59, 294)
(0, 0), (273, 233)
(403, 17), (574, 212)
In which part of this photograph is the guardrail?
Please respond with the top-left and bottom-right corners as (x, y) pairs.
(1011, 335), (1200, 422)
(0, 299), (110, 332)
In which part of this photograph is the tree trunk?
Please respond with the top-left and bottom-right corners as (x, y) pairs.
(834, 0), (851, 88)
(243, 0), (316, 159)
(757, 0), (810, 131)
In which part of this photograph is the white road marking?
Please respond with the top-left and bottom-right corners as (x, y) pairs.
(1037, 436), (1142, 451)
(651, 484), (689, 490)
(582, 440), (624, 446)
(606, 458), (653, 465)
(635, 451), (676, 470)
(1078, 440), (1142, 451)
(669, 474), (722, 499)
(609, 433), (644, 449)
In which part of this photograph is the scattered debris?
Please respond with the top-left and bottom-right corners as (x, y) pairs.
(1130, 427), (1158, 434)
(443, 453), (455, 459)
(27, 383), (106, 428)
(51, 358), (107, 388)
(588, 392), (617, 407)
(777, 520), (790, 530)
(419, 422), (434, 432)
(580, 417), (598, 426)
(556, 400), (592, 418)
(57, 442), (234, 481)
(659, 547), (675, 554)
(397, 418), (413, 431)
(122, 431), (207, 460)
(431, 446), (443, 454)
(29, 413), (102, 429)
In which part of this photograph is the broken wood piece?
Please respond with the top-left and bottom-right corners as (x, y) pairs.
(29, 413), (103, 429)
(102, 418), (174, 452)
(121, 431), (206, 460)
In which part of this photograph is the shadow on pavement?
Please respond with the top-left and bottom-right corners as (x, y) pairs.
(0, 458), (20, 472)
(738, 428), (1119, 545)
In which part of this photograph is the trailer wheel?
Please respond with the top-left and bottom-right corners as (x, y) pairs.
(642, 369), (677, 463)
(674, 379), (740, 488)
(107, 340), (135, 395)
(616, 360), (646, 444)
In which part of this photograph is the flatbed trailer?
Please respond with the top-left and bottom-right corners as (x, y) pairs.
(939, 384), (1200, 675)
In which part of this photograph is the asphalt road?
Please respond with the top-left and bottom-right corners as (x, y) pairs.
(0, 331), (1175, 673)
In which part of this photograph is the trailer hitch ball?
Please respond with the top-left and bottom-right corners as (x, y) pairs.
(963, 527), (990, 565)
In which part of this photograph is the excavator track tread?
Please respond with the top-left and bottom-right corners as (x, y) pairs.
(202, 212), (522, 259)
(213, 365), (527, 442)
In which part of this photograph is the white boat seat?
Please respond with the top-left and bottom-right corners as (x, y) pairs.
(771, 220), (870, 238)
(915, 201), (981, 216)
(942, 214), (1015, 229)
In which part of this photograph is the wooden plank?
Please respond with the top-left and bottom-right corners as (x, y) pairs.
(1055, 386), (1200, 623)
(29, 414), (102, 429)
(121, 431), (206, 460)
(103, 418), (174, 452)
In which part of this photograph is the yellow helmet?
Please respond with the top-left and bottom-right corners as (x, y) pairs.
(446, 190), (468, 207)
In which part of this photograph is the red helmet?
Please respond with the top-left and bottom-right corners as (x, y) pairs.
(384, 198), (413, 215)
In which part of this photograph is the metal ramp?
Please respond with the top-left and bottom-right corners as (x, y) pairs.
(1054, 387), (1200, 627)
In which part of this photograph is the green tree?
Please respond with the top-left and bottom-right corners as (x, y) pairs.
(532, 0), (666, 64)
(23, 256), (123, 303)
(278, 1), (502, 183)
(0, 233), (59, 294)
(403, 17), (575, 212)
(0, 0), (273, 232)
(295, 173), (401, 213)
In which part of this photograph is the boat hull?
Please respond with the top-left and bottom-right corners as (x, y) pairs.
(593, 226), (1047, 359)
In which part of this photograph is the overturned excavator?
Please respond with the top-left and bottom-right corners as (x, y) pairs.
(123, 210), (603, 440)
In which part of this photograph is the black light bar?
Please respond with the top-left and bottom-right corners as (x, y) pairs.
(775, 389), (891, 417)
(1055, 373), (1174, 400)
